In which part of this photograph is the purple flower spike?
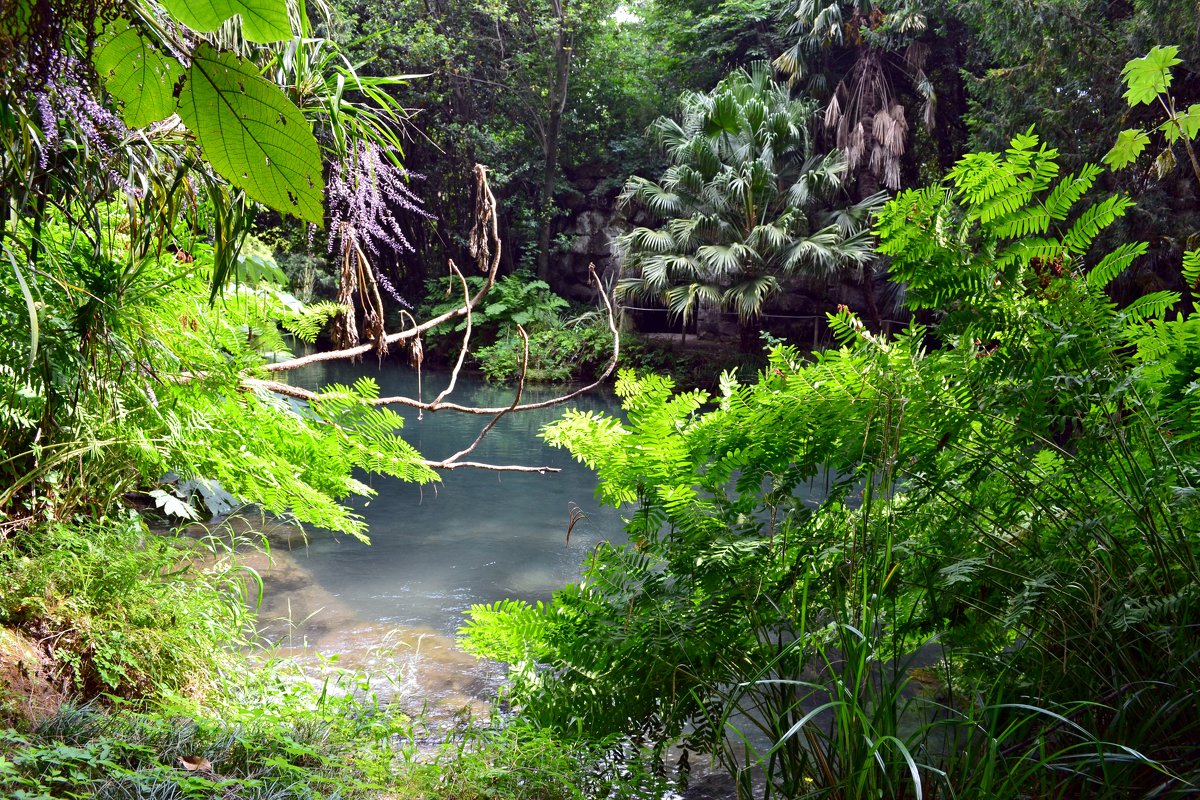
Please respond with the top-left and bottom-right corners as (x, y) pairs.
(327, 142), (430, 308)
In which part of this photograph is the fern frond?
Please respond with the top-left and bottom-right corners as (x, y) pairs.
(1063, 195), (1134, 255)
(1087, 242), (1148, 289)
(1121, 290), (1179, 322)
(1183, 248), (1200, 290)
(1044, 164), (1102, 220)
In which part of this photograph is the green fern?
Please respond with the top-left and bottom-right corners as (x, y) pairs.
(1087, 242), (1150, 289)
(279, 301), (343, 343)
(1183, 248), (1200, 290)
(1120, 290), (1180, 322)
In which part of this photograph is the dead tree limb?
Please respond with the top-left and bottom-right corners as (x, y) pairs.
(240, 165), (620, 475)
(433, 325), (529, 468)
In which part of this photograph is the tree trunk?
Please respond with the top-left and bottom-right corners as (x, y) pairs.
(536, 0), (573, 281)
(739, 318), (759, 353)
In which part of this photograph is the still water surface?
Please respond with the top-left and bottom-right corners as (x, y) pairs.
(248, 361), (625, 717)
(281, 360), (625, 636)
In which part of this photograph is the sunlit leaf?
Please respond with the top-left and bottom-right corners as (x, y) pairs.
(1162, 104), (1200, 143)
(178, 45), (324, 224)
(1183, 248), (1200, 289)
(93, 19), (183, 128)
(1120, 45), (1181, 106)
(159, 0), (293, 43)
(149, 489), (199, 520)
(1103, 128), (1150, 170)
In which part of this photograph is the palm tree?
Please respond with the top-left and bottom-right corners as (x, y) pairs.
(774, 0), (935, 195)
(616, 61), (883, 341)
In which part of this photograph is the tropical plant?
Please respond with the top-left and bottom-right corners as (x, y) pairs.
(616, 62), (883, 340)
(774, 0), (937, 193)
(0, 200), (436, 537)
(1105, 45), (1200, 191)
(464, 131), (1200, 797)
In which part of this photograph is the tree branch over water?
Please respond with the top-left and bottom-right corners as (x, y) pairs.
(242, 165), (620, 474)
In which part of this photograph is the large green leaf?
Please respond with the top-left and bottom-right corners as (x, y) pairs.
(1120, 45), (1181, 106)
(159, 0), (293, 43)
(178, 45), (324, 224)
(1103, 128), (1150, 170)
(93, 20), (183, 128)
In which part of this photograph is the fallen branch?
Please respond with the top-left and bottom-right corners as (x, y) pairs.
(437, 325), (529, 467)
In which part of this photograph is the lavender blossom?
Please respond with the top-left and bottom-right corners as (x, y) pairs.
(34, 55), (136, 194)
(35, 93), (58, 167)
(327, 142), (430, 308)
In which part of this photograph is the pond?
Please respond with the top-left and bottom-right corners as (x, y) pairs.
(249, 360), (626, 717)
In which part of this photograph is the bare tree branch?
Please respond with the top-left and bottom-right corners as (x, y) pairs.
(381, 263), (619, 414)
(422, 461), (559, 474)
(427, 259), (473, 410)
(234, 166), (619, 475)
(438, 325), (529, 466)
(248, 263), (620, 418)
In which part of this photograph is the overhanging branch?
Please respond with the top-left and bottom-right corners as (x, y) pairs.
(238, 164), (620, 475)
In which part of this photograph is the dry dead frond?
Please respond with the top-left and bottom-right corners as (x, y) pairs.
(848, 121), (865, 170)
(824, 93), (842, 130)
(904, 41), (929, 73)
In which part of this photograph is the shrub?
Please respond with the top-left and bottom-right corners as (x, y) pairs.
(0, 516), (253, 703)
(462, 132), (1200, 798)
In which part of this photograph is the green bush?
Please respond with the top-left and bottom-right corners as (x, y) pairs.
(421, 270), (615, 384)
(0, 516), (253, 703)
(476, 313), (613, 384)
(463, 132), (1200, 798)
(396, 716), (667, 800)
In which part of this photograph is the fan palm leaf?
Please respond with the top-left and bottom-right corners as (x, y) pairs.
(664, 281), (723, 324)
(724, 275), (781, 321)
(617, 61), (879, 323)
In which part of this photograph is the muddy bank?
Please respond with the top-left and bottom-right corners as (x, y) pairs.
(0, 627), (67, 727)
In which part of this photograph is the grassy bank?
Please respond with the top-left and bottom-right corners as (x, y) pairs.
(0, 517), (667, 800)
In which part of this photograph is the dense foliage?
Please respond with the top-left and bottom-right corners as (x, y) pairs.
(616, 62), (883, 333)
(4, 0), (1200, 798)
(464, 133), (1200, 797)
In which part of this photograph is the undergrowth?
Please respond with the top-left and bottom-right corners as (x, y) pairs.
(0, 515), (664, 800)
(0, 515), (254, 703)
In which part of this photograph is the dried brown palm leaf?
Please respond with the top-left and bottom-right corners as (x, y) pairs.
(884, 158), (901, 191)
(824, 92), (842, 130)
(847, 121), (866, 170)
(887, 104), (908, 157)
(332, 244), (360, 350)
(870, 142), (886, 174)
(873, 108), (894, 151)
(904, 41), (929, 73)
